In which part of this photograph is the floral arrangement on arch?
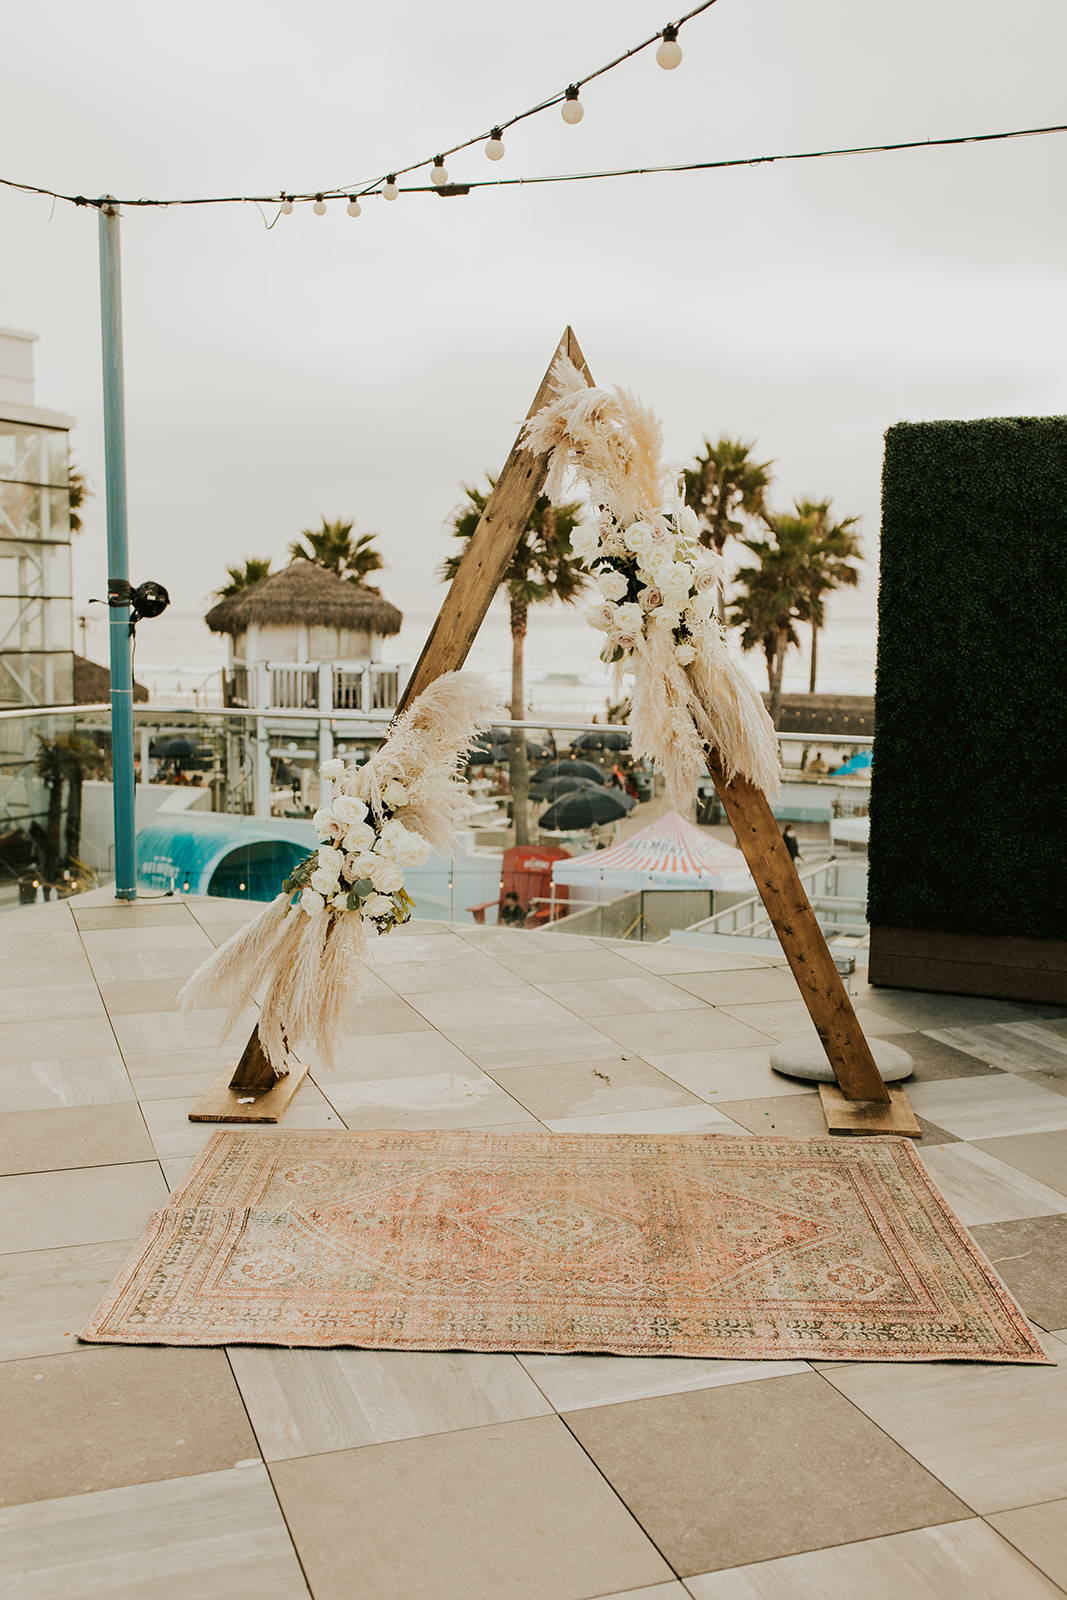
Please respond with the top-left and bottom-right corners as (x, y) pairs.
(522, 357), (781, 807)
(179, 672), (498, 1073)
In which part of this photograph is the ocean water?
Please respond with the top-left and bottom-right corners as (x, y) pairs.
(83, 604), (877, 718)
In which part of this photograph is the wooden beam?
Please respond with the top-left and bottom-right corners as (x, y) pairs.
(707, 754), (892, 1104)
(398, 326), (592, 712)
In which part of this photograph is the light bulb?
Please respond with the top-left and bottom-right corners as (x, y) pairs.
(561, 87), (584, 124)
(656, 27), (683, 69)
(347, 196), (362, 217)
(430, 156), (449, 186)
(382, 174), (399, 201)
(312, 195), (327, 215)
(484, 128), (505, 161)
(280, 196), (294, 215)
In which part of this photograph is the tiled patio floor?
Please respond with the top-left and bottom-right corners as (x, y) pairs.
(3, 892), (1067, 1598)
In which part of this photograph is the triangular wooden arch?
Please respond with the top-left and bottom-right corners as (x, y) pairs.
(193, 327), (918, 1135)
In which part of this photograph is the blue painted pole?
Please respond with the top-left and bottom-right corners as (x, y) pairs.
(97, 199), (137, 900)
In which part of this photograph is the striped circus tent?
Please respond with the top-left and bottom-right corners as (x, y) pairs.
(551, 809), (753, 893)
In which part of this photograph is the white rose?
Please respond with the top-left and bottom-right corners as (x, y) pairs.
(341, 820), (375, 854)
(679, 505), (701, 538)
(311, 809), (345, 843)
(376, 820), (431, 867)
(330, 890), (351, 911)
(638, 585), (663, 612)
(692, 557), (723, 593)
(610, 630), (640, 655)
(362, 894), (396, 919)
(674, 641), (697, 666)
(570, 522), (602, 560)
(613, 602), (644, 634)
(300, 888), (325, 916)
(333, 795), (368, 824)
(367, 857), (404, 893)
(584, 601), (617, 633)
(595, 569), (629, 603)
(317, 845), (344, 877)
(640, 547), (675, 579)
(311, 807), (334, 834)
(347, 851), (379, 882)
(318, 758), (345, 780)
(310, 867), (339, 896)
(381, 779), (410, 809)
(650, 605), (682, 630)
(686, 588), (718, 621)
(622, 521), (655, 557)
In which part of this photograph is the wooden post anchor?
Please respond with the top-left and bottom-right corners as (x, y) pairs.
(188, 1027), (308, 1124)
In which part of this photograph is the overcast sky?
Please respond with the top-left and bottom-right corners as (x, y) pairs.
(3, 0), (1065, 639)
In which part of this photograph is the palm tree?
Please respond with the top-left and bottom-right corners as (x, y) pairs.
(442, 482), (584, 845)
(792, 499), (863, 693)
(683, 438), (774, 614)
(730, 517), (814, 727)
(215, 558), (272, 598)
(289, 519), (384, 586)
(68, 464), (90, 535)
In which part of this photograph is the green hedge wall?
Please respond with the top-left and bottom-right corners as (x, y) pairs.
(868, 416), (1067, 941)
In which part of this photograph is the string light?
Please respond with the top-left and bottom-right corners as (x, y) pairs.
(280, 195), (294, 215)
(312, 194), (327, 215)
(347, 195), (362, 216)
(561, 87), (585, 125)
(430, 156), (449, 186)
(656, 24), (683, 69)
(485, 128), (505, 161)
(381, 175), (399, 200)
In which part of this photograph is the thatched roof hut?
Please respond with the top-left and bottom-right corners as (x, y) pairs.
(205, 560), (402, 640)
(73, 653), (149, 704)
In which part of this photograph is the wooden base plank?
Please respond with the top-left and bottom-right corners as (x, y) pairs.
(818, 1081), (922, 1138)
(188, 1062), (309, 1124)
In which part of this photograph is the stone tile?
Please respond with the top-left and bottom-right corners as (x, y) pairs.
(685, 1519), (1063, 1598)
(109, 1007), (256, 1057)
(188, 897), (263, 924)
(925, 1021), (1067, 1073)
(444, 1021), (622, 1071)
(318, 1029), (476, 1082)
(665, 967), (801, 1007)
(460, 927), (598, 953)
(0, 1016), (118, 1068)
(141, 1086), (344, 1158)
(0, 1056), (135, 1111)
(907, 1074), (1067, 1138)
(406, 983), (583, 1034)
(0, 929), (85, 963)
(0, 1345), (259, 1506)
(822, 1330), (1067, 1513)
(518, 1352), (808, 1411)
(601, 1587), (689, 1600)
(487, 947), (644, 984)
(0, 983), (105, 1023)
(271, 1414), (671, 1600)
(487, 1056), (702, 1121)
(368, 931), (471, 965)
(591, 1009), (774, 1056)
(562, 1373), (967, 1576)
(228, 1346), (552, 1458)
(989, 1499), (1067, 1592)
(0, 1239), (136, 1360)
(376, 952), (526, 995)
(918, 1143), (1067, 1226)
(611, 945), (776, 975)
(0, 1162), (167, 1253)
(72, 902), (196, 930)
(0, 1105), (153, 1176)
(95, 975), (196, 1015)
(162, 1156), (193, 1190)
(122, 1047), (236, 1101)
(545, 1106), (751, 1135)
(968, 1217), (1067, 1330)
(336, 995), (434, 1037)
(535, 974), (708, 1018)
(854, 982), (1051, 1030)
(884, 1030), (1005, 1082)
(718, 1000), (912, 1042)
(323, 1071), (530, 1130)
(714, 1092), (956, 1146)
(973, 1130), (1067, 1195)
(0, 956), (93, 991)
(83, 945), (207, 984)
(647, 1045), (815, 1103)
(0, 1464), (309, 1600)
(80, 922), (213, 956)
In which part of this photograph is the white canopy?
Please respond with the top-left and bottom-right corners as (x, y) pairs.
(551, 809), (753, 892)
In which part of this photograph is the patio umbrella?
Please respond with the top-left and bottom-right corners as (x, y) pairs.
(572, 729), (631, 752)
(538, 759), (606, 785)
(157, 737), (197, 759)
(530, 775), (606, 803)
(539, 788), (635, 829)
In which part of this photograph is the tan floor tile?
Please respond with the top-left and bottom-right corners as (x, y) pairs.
(907, 1075), (1067, 1138)
(535, 974), (707, 1018)
(336, 995), (434, 1037)
(442, 1022), (622, 1071)
(685, 1519), (1063, 1598)
(0, 1465), (307, 1598)
(406, 983), (583, 1033)
(718, 1000), (912, 1042)
(822, 1330), (1067, 1513)
(228, 1346), (552, 1458)
(888, 1030), (1006, 1081)
(0, 956), (93, 992)
(918, 1143), (1067, 1226)
(369, 931), (471, 965)
(271, 1414), (671, 1600)
(518, 1351), (808, 1410)
(72, 902), (197, 930)
(0, 1347), (259, 1506)
(665, 967), (802, 1007)
(563, 1372), (967, 1576)
(162, 1156), (193, 1189)
(591, 1008), (774, 1056)
(0, 930), (85, 963)
(460, 927), (599, 953)
(973, 1130), (1067, 1195)
(83, 945), (207, 984)
(109, 1007), (255, 1057)
(80, 922), (213, 956)
(854, 983), (1047, 1029)
(487, 1056), (701, 1121)
(545, 1106), (749, 1135)
(599, 1587), (689, 1600)
(611, 945), (776, 975)
(96, 975), (196, 1015)
(323, 1071), (528, 1130)
(968, 1217), (1067, 1330)
(488, 948), (651, 984)
(0, 1056), (135, 1111)
(0, 1239), (136, 1360)
(926, 1021), (1067, 1073)
(141, 1086), (343, 1158)
(0, 1105), (153, 1176)
(714, 1092), (957, 1146)
(317, 1030), (475, 1082)
(122, 1047), (237, 1101)
(188, 897), (263, 924)
(989, 1499), (1067, 1591)
(0, 983), (105, 1024)
(648, 1045), (814, 1103)
(0, 1162), (167, 1253)
(377, 952), (526, 995)
(0, 1016), (118, 1068)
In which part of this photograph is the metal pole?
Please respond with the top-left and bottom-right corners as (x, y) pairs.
(97, 199), (137, 900)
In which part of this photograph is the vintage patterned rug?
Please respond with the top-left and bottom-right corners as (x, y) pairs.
(81, 1128), (1047, 1363)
